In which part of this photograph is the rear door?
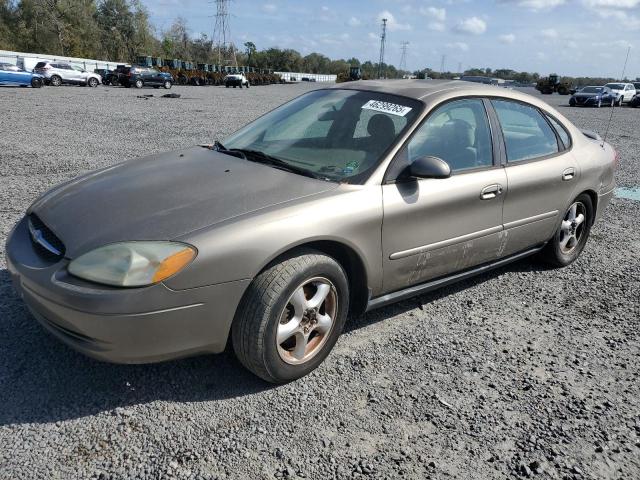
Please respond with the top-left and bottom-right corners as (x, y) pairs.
(381, 98), (507, 293)
(490, 99), (578, 257)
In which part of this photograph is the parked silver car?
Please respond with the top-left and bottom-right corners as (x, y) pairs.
(33, 61), (101, 87)
(6, 80), (617, 382)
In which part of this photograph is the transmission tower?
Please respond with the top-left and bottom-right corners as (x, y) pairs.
(399, 41), (409, 77)
(212, 0), (237, 67)
(377, 18), (387, 79)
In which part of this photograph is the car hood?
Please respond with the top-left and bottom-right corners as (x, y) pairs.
(29, 147), (338, 258)
(574, 92), (601, 98)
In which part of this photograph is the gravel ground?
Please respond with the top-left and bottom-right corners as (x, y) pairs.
(0, 83), (638, 480)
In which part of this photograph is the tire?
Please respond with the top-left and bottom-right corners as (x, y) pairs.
(134, 79), (144, 89)
(88, 77), (99, 88)
(539, 194), (593, 268)
(30, 77), (42, 88)
(245, 82), (250, 88)
(163, 81), (172, 90)
(225, 83), (230, 88)
(50, 75), (62, 87)
(232, 249), (349, 383)
(597, 99), (601, 108)
(618, 97), (623, 106)
(611, 98), (615, 107)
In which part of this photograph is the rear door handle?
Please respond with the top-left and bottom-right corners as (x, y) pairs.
(480, 184), (503, 200)
(562, 168), (575, 181)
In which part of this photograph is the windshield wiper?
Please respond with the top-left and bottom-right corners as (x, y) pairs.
(221, 148), (326, 180)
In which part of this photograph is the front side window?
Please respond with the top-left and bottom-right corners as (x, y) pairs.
(398, 98), (494, 175)
(492, 100), (559, 162)
(223, 89), (422, 183)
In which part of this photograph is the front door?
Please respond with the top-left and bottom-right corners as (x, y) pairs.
(382, 98), (506, 294)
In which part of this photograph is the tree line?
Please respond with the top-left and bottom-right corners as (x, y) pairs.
(0, 1), (622, 85)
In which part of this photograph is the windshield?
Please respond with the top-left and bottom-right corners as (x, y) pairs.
(223, 89), (422, 183)
(581, 87), (603, 93)
(605, 83), (624, 89)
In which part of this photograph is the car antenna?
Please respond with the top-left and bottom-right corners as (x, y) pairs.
(602, 45), (631, 148)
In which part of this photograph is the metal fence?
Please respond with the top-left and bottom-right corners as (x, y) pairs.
(275, 72), (337, 83)
(0, 49), (126, 71)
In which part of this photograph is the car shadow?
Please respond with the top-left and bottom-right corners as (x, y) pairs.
(344, 256), (549, 333)
(0, 257), (548, 426)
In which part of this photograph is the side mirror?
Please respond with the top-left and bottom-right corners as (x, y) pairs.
(408, 156), (451, 179)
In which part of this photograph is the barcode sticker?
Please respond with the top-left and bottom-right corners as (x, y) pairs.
(362, 99), (412, 117)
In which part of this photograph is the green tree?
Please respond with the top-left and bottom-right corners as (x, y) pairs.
(244, 41), (256, 66)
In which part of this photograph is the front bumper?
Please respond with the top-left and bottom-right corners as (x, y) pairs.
(6, 217), (249, 363)
(571, 97), (599, 106)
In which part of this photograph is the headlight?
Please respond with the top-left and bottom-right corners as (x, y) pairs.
(68, 241), (196, 287)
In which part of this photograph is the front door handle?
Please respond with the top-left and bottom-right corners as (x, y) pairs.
(562, 168), (575, 181)
(480, 184), (503, 200)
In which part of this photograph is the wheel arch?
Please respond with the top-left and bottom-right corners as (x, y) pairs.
(580, 189), (598, 225)
(257, 239), (370, 316)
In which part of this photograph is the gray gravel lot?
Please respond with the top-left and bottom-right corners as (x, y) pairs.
(0, 83), (638, 480)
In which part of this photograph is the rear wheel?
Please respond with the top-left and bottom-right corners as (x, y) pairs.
(88, 77), (99, 88)
(232, 249), (349, 383)
(597, 98), (602, 108)
(135, 79), (144, 89)
(163, 81), (172, 89)
(539, 194), (593, 267)
(50, 75), (62, 87)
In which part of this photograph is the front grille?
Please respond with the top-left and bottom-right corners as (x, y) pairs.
(28, 214), (66, 261)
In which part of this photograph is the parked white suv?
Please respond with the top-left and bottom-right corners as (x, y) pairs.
(224, 72), (250, 88)
(604, 82), (636, 105)
(33, 61), (101, 87)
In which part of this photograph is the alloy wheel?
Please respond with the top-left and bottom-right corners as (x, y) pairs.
(276, 277), (337, 365)
(559, 202), (586, 254)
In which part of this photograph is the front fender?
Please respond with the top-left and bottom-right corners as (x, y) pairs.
(166, 185), (384, 295)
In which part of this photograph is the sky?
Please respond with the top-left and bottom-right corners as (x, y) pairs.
(141, 0), (640, 79)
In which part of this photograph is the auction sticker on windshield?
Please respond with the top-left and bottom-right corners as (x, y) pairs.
(362, 100), (412, 117)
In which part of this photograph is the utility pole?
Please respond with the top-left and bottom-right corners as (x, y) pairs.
(440, 54), (446, 74)
(212, 0), (237, 68)
(377, 18), (387, 79)
(458, 62), (462, 74)
(399, 41), (409, 78)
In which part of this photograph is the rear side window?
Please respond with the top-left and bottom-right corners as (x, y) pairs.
(492, 100), (559, 162)
(545, 114), (571, 149)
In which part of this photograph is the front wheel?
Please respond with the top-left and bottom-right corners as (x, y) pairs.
(31, 77), (43, 88)
(539, 194), (593, 267)
(163, 80), (172, 90)
(232, 249), (349, 383)
(134, 79), (144, 89)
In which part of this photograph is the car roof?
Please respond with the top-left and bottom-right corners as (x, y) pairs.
(327, 79), (560, 108)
